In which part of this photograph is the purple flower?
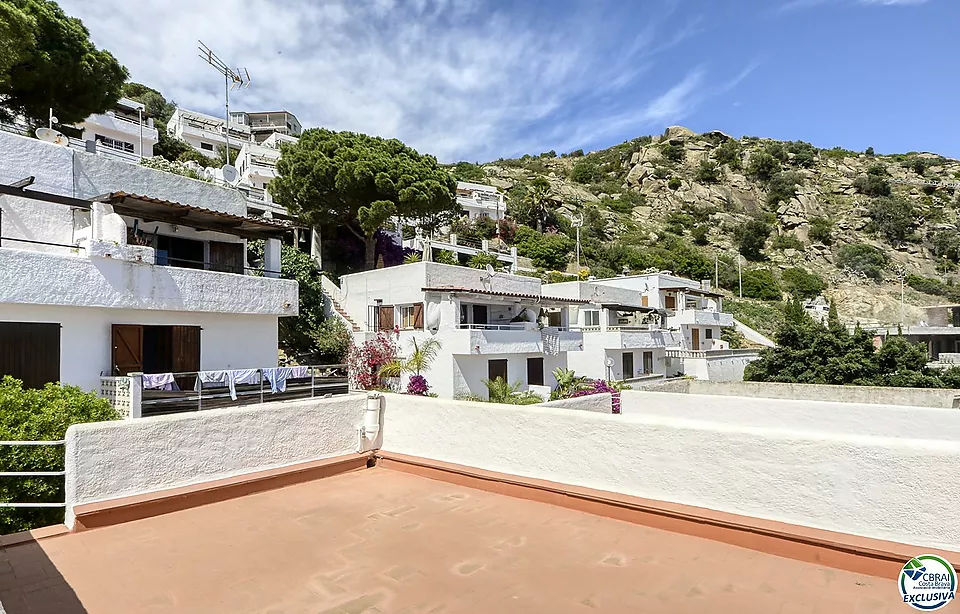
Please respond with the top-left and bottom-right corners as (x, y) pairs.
(407, 375), (430, 396)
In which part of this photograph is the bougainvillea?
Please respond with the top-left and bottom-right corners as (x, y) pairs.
(570, 379), (622, 414)
(406, 375), (430, 396)
(346, 332), (398, 390)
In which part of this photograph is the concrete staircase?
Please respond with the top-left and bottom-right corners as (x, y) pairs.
(331, 299), (361, 332)
(320, 275), (361, 332)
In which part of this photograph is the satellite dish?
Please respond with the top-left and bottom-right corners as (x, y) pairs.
(35, 127), (67, 146)
(605, 357), (615, 367)
(221, 164), (239, 184)
(486, 264), (497, 277)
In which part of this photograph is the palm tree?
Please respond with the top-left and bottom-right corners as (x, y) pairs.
(523, 177), (552, 232)
(549, 367), (587, 400)
(379, 337), (442, 378)
(482, 377), (543, 405)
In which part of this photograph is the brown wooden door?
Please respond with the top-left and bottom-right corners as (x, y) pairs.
(209, 241), (244, 274)
(622, 352), (634, 379)
(526, 357), (544, 386)
(488, 359), (508, 383)
(378, 305), (395, 331)
(692, 328), (700, 350)
(0, 322), (60, 388)
(112, 325), (143, 376)
(171, 326), (201, 390)
(664, 295), (676, 309)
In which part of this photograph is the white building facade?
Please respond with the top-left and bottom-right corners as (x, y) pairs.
(329, 262), (585, 400)
(456, 182), (504, 220)
(74, 97), (159, 159)
(166, 108), (252, 159)
(0, 131), (295, 392)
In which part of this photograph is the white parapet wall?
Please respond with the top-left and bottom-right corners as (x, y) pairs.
(381, 392), (960, 551)
(64, 395), (368, 528)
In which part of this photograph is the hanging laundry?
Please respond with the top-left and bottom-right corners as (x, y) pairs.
(141, 373), (179, 391)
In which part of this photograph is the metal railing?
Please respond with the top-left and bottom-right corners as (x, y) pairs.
(136, 365), (349, 417)
(0, 236), (84, 251)
(665, 348), (760, 359)
(0, 440), (66, 510)
(156, 255), (281, 276)
(457, 323), (532, 331)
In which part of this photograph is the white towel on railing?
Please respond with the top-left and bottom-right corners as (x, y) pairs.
(141, 373), (178, 391)
(262, 366), (311, 394)
(194, 369), (262, 401)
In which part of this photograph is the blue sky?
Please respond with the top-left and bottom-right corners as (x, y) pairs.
(61, 0), (954, 162)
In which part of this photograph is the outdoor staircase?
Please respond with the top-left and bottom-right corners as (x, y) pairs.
(331, 299), (361, 332)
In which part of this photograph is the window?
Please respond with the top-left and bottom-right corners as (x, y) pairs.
(400, 306), (415, 328)
(705, 329), (713, 339)
(527, 357), (544, 386)
(200, 142), (214, 151)
(583, 310), (600, 327)
(97, 136), (134, 153)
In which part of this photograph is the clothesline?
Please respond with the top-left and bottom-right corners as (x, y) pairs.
(140, 366), (316, 399)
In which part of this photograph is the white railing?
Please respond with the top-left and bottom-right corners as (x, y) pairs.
(935, 353), (960, 364)
(458, 323), (530, 331)
(665, 348), (760, 359)
(0, 440), (67, 510)
(100, 376), (140, 419)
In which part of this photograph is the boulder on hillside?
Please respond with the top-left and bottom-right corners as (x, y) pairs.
(702, 130), (733, 142)
(663, 126), (696, 141)
(625, 162), (655, 187)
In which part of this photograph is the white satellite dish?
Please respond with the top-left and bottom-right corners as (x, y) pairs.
(485, 264), (497, 277)
(221, 164), (239, 184)
(35, 127), (67, 146)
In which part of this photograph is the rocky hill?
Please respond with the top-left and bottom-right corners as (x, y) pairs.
(460, 126), (960, 326)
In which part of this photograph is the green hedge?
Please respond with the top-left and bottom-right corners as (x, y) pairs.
(0, 377), (119, 533)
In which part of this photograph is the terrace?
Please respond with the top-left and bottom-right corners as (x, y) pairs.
(0, 390), (956, 613)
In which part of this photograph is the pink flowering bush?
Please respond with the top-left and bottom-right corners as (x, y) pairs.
(406, 375), (430, 396)
(570, 379), (622, 414)
(347, 332), (398, 390)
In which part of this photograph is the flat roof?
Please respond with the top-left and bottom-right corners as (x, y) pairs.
(5, 468), (891, 613)
(96, 192), (293, 240)
(422, 285), (590, 305)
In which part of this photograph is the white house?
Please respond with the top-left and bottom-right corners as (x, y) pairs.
(542, 281), (683, 381)
(456, 182), (504, 220)
(0, 131), (296, 393)
(74, 97), (159, 158)
(166, 108), (253, 159)
(590, 272), (758, 381)
(327, 262), (586, 399)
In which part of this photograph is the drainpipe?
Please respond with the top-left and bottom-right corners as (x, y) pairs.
(358, 392), (382, 452)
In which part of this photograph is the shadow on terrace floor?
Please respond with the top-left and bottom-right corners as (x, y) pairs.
(0, 534), (87, 613)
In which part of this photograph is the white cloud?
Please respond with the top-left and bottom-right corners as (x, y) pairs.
(59, 0), (747, 161)
(781, 0), (928, 9)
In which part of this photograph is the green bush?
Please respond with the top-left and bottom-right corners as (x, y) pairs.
(867, 163), (887, 176)
(786, 141), (817, 168)
(695, 160), (720, 183)
(904, 157), (931, 175)
(668, 176), (682, 190)
(0, 378), (119, 533)
(312, 318), (352, 364)
(468, 252), (500, 269)
(434, 250), (458, 265)
(570, 158), (602, 184)
(771, 233), (804, 251)
(853, 174), (892, 197)
(781, 267), (825, 299)
(746, 151), (781, 182)
(664, 212), (695, 235)
(865, 146), (875, 156)
(735, 219), (772, 261)
(691, 224), (710, 245)
(450, 161), (485, 182)
(715, 140), (742, 169)
(568, 149), (584, 157)
(866, 196), (915, 243)
(741, 269), (782, 300)
(515, 226), (573, 270)
(809, 217), (834, 245)
(905, 275), (960, 302)
(660, 142), (686, 163)
(838, 244), (888, 280)
(929, 230), (960, 262)
(765, 171), (803, 207)
(821, 147), (858, 160)
(724, 298), (785, 339)
(653, 165), (672, 180)
(765, 142), (788, 163)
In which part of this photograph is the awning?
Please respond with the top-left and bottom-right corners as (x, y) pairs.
(681, 288), (723, 298)
(422, 286), (590, 305)
(600, 303), (660, 313)
(95, 192), (293, 240)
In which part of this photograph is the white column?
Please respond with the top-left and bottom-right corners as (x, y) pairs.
(265, 238), (281, 278)
(310, 227), (322, 268)
(600, 308), (609, 333)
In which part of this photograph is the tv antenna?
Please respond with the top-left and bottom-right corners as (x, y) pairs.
(198, 41), (250, 167)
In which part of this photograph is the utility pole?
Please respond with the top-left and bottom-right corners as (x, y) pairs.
(138, 107), (143, 159)
(738, 254), (743, 299)
(714, 253), (719, 289)
(895, 264), (907, 325)
(570, 212), (583, 272)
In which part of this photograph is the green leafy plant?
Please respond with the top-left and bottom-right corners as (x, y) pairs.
(853, 174), (892, 197)
(714, 140), (742, 169)
(695, 160), (721, 183)
(403, 253), (422, 264)
(0, 377), (119, 533)
(482, 377), (543, 405)
(668, 176), (682, 190)
(781, 267), (825, 299)
(468, 252), (500, 269)
(771, 233), (804, 251)
(741, 269), (782, 301)
(735, 219), (772, 261)
(660, 142), (686, 163)
(808, 217), (834, 245)
(746, 151), (781, 182)
(765, 171), (803, 207)
(549, 367), (588, 400)
(570, 158), (602, 184)
(866, 196), (915, 243)
(379, 338), (441, 380)
(837, 244), (888, 280)
(514, 226), (573, 270)
(433, 250), (458, 265)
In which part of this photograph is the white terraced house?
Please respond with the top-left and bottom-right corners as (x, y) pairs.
(0, 130), (297, 394)
(455, 181), (505, 220)
(325, 262), (587, 399)
(74, 97), (160, 159)
(542, 281), (683, 382)
(166, 108), (303, 160)
(590, 272), (759, 380)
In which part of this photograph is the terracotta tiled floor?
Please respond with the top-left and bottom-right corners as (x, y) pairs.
(0, 469), (901, 613)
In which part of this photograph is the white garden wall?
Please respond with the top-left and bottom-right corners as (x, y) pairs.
(64, 395), (367, 527)
(381, 393), (960, 551)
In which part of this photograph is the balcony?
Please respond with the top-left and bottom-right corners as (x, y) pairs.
(0, 246), (297, 316)
(86, 112), (160, 141)
(668, 310), (735, 327)
(664, 348), (760, 359)
(447, 324), (582, 355)
(577, 327), (683, 350)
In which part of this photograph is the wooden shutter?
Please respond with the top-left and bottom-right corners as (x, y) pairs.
(209, 241), (244, 274)
(665, 295), (676, 309)
(378, 305), (395, 331)
(413, 303), (424, 329)
(641, 295), (649, 307)
(112, 325), (143, 376)
(0, 322), (60, 389)
(172, 326), (201, 391)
